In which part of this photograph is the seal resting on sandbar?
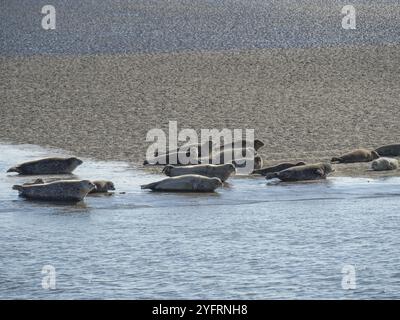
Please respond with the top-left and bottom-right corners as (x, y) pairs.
(89, 180), (116, 193)
(7, 157), (83, 175)
(371, 158), (399, 171)
(265, 163), (334, 182)
(162, 163), (236, 182)
(375, 144), (400, 157)
(253, 162), (306, 176)
(141, 175), (223, 192)
(144, 150), (199, 166)
(331, 149), (379, 163)
(12, 180), (95, 202)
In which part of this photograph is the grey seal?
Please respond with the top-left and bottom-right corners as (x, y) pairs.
(141, 175), (223, 192)
(162, 163), (236, 182)
(331, 149), (379, 163)
(253, 162), (306, 176)
(12, 180), (95, 202)
(7, 157), (83, 175)
(266, 163), (334, 182)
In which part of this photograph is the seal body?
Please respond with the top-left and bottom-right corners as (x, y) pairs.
(12, 180), (95, 202)
(331, 149), (379, 163)
(141, 175), (223, 192)
(375, 144), (400, 157)
(253, 162), (306, 176)
(162, 163), (236, 182)
(371, 157), (399, 171)
(7, 157), (83, 175)
(90, 180), (116, 193)
(144, 150), (199, 166)
(266, 163), (334, 182)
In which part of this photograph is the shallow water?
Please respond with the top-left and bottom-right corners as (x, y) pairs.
(1, 142), (400, 299)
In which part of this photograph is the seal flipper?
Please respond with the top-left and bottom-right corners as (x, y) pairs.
(7, 167), (21, 173)
(12, 185), (23, 191)
(141, 182), (158, 190)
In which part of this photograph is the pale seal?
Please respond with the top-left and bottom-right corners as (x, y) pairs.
(12, 180), (95, 202)
(331, 149), (379, 163)
(253, 162), (306, 176)
(375, 144), (400, 157)
(371, 157), (399, 171)
(89, 180), (116, 193)
(162, 163), (236, 182)
(141, 175), (223, 192)
(7, 157), (83, 175)
(266, 163), (334, 182)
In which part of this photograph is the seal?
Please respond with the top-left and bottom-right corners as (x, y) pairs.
(141, 175), (223, 192)
(331, 149), (379, 163)
(375, 144), (400, 157)
(7, 157), (83, 175)
(371, 157), (399, 171)
(12, 180), (95, 202)
(154, 141), (214, 158)
(265, 163), (334, 181)
(162, 163), (236, 182)
(89, 180), (116, 193)
(144, 150), (199, 166)
(253, 162), (306, 176)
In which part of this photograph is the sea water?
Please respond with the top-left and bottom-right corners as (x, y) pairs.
(1, 143), (400, 299)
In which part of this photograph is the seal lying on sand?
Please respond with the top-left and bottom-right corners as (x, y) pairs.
(253, 162), (306, 176)
(266, 163), (334, 182)
(375, 144), (400, 157)
(89, 180), (116, 193)
(7, 157), (83, 175)
(141, 175), (223, 192)
(331, 149), (379, 163)
(12, 180), (95, 202)
(162, 163), (235, 182)
(371, 158), (399, 171)
(144, 150), (199, 166)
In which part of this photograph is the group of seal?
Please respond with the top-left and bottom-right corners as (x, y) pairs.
(7, 141), (399, 199)
(7, 157), (115, 202)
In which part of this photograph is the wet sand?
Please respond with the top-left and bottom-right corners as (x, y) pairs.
(1, 44), (400, 177)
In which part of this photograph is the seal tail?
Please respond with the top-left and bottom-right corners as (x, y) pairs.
(12, 185), (23, 191)
(141, 182), (158, 190)
(7, 167), (20, 173)
(331, 157), (342, 163)
(265, 172), (279, 180)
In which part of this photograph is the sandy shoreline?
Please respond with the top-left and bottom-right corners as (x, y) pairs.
(1, 44), (400, 177)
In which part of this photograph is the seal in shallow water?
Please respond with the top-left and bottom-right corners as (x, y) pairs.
(7, 157), (83, 175)
(331, 149), (379, 163)
(141, 175), (223, 192)
(371, 157), (399, 171)
(12, 180), (95, 202)
(265, 163), (334, 182)
(253, 162), (306, 176)
(89, 180), (116, 193)
(162, 163), (236, 182)
(375, 144), (400, 157)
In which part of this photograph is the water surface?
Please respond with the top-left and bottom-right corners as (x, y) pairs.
(1, 143), (400, 299)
